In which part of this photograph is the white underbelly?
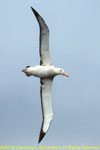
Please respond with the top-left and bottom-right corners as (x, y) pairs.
(30, 66), (56, 78)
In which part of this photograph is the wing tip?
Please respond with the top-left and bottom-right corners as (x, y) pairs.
(30, 6), (34, 11)
(30, 6), (49, 32)
(30, 6), (34, 12)
(31, 6), (39, 17)
(38, 129), (46, 143)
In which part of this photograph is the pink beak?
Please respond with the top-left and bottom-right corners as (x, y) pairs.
(63, 72), (69, 77)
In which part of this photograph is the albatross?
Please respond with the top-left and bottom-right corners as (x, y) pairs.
(22, 7), (69, 143)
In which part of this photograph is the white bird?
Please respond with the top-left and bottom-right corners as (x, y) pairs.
(22, 7), (69, 143)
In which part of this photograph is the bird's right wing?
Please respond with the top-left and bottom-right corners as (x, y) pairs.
(31, 7), (53, 66)
(39, 78), (53, 143)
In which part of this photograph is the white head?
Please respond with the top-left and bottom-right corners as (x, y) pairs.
(56, 68), (69, 77)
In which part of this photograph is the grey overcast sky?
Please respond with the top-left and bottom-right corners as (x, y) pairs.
(0, 0), (100, 147)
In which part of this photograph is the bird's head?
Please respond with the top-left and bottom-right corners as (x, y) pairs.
(56, 68), (69, 77)
(22, 66), (32, 77)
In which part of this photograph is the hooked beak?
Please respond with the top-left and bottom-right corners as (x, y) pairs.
(63, 72), (69, 77)
(22, 69), (26, 73)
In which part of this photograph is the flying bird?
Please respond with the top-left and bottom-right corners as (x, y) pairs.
(22, 7), (69, 143)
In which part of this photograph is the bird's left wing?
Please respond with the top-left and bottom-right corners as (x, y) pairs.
(39, 78), (53, 143)
(31, 7), (53, 66)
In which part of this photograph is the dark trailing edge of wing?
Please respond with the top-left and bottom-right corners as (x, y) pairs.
(38, 79), (45, 143)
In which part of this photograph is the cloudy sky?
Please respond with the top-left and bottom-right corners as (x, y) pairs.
(0, 0), (100, 147)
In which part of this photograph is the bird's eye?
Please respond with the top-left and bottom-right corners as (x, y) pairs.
(60, 69), (64, 72)
(60, 69), (63, 72)
(26, 66), (30, 68)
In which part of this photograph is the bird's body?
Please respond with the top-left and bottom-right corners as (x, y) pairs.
(22, 65), (67, 78)
(22, 7), (69, 143)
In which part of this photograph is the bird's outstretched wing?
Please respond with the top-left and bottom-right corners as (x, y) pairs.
(31, 7), (53, 66)
(39, 78), (53, 143)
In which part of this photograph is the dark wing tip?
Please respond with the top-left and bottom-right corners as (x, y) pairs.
(31, 7), (39, 18)
(30, 6), (49, 31)
(38, 129), (46, 144)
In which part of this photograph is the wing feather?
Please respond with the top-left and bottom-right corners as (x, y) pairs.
(38, 78), (53, 143)
(31, 7), (53, 66)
